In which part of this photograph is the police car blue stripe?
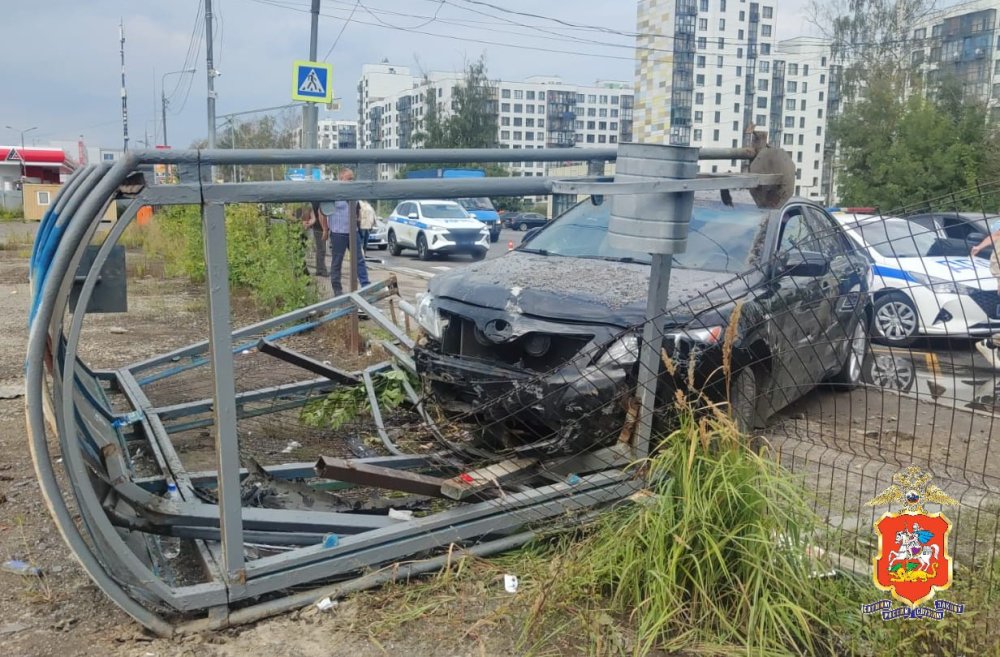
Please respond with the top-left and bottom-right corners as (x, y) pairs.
(871, 264), (918, 283)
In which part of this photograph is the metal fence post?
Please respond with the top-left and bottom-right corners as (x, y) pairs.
(201, 201), (246, 589)
(606, 143), (698, 458)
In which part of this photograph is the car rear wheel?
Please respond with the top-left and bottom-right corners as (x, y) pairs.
(872, 292), (919, 347)
(518, 222), (529, 232)
(387, 231), (402, 256)
(828, 320), (867, 389)
(416, 233), (432, 261)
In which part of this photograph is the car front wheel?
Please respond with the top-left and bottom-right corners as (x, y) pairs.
(518, 222), (529, 232)
(872, 292), (919, 347)
(387, 231), (402, 256)
(416, 233), (432, 261)
(728, 366), (760, 435)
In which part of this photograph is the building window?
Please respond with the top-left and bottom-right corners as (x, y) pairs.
(586, 134), (595, 143)
(502, 103), (510, 112)
(588, 94), (597, 103)
(514, 117), (523, 126)
(800, 99), (806, 110)
(587, 121), (596, 129)
(525, 132), (534, 141)
(715, 92), (722, 103)
(734, 102), (740, 113)
(763, 5), (773, 18)
(514, 89), (524, 99)
(718, 37), (725, 48)
(721, 0), (726, 11)
(797, 152), (803, 163)
(788, 63), (798, 76)
(756, 114), (767, 127)
(698, 36), (707, 49)
(760, 60), (770, 73)
(715, 74), (722, 86)
(694, 129), (703, 141)
(575, 134), (583, 143)
(576, 93), (586, 103)
(515, 103), (524, 112)
(758, 78), (769, 91)
(501, 130), (511, 140)
(611, 109), (619, 117)
(575, 120), (584, 129)
(817, 108), (823, 118)
(735, 84), (741, 94)
(733, 121), (739, 130)
(526, 90), (535, 100)
(803, 64), (809, 75)
(993, 83), (1000, 98)
(697, 55), (706, 68)
(737, 47), (743, 58)
(783, 133), (794, 145)
(785, 98), (796, 110)
(610, 135), (618, 143)
(694, 111), (704, 122)
(815, 143), (821, 152)
(787, 80), (798, 93)
(513, 131), (522, 140)
(719, 18), (726, 30)
(819, 91), (825, 101)
(821, 55), (827, 66)
(600, 95), (608, 103)
(501, 117), (510, 126)
(501, 89), (511, 98)
(717, 55), (724, 67)
(587, 107), (597, 117)
(611, 95), (619, 104)
(761, 43), (771, 54)
(713, 129), (720, 142)
(802, 82), (808, 92)
(799, 117), (805, 128)
(538, 119), (544, 128)
(699, 18), (708, 30)
(740, 10), (745, 20)
(931, 24), (941, 37)
(598, 134), (607, 143)
(756, 96), (767, 108)
(714, 111), (721, 122)
(736, 65), (742, 76)
(526, 118), (535, 127)
(700, 0), (708, 9)
(762, 24), (772, 37)
(36, 191), (51, 206)
(695, 92), (705, 104)
(784, 116), (794, 128)
(610, 122), (618, 130)
(599, 121), (607, 129)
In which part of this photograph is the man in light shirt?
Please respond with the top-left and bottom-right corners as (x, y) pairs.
(320, 168), (370, 297)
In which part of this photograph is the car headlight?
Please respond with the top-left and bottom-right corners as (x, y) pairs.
(415, 292), (446, 340)
(595, 333), (640, 367)
(908, 272), (975, 296)
(667, 325), (724, 345)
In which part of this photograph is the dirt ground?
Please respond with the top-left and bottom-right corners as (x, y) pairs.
(0, 231), (517, 657)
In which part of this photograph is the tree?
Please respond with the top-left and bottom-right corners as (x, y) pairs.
(193, 111), (297, 182)
(809, 0), (937, 97)
(411, 56), (499, 149)
(831, 77), (993, 212)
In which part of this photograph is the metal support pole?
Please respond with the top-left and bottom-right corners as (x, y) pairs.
(161, 90), (168, 148)
(200, 202), (246, 589)
(302, 0), (320, 179)
(205, 0), (218, 153)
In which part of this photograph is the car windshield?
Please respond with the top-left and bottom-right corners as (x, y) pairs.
(521, 199), (771, 273)
(420, 203), (469, 219)
(457, 197), (493, 211)
(855, 220), (938, 258)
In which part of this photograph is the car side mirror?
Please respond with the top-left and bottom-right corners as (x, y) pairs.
(407, 212), (419, 220)
(967, 232), (986, 243)
(782, 251), (830, 277)
(522, 227), (541, 243)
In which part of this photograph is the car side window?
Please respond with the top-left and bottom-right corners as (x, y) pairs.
(777, 207), (818, 256)
(402, 203), (415, 217)
(806, 207), (854, 256)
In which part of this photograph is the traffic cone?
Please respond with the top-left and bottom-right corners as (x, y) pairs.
(507, 240), (514, 251)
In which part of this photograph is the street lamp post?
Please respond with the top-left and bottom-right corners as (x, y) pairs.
(5, 125), (37, 180)
(160, 68), (196, 147)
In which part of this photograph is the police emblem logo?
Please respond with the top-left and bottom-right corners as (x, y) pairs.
(862, 466), (966, 620)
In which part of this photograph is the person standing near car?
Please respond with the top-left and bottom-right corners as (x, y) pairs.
(358, 199), (377, 253)
(321, 168), (370, 297)
(970, 217), (1000, 365)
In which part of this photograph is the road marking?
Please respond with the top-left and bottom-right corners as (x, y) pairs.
(431, 266), (451, 271)
(925, 352), (941, 375)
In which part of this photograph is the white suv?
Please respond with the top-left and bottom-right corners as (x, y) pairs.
(387, 200), (490, 261)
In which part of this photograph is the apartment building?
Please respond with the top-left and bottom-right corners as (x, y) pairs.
(292, 119), (358, 150)
(635, 0), (838, 200)
(907, 0), (1000, 118)
(356, 65), (634, 179)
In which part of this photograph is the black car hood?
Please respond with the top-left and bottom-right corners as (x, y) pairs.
(429, 251), (748, 327)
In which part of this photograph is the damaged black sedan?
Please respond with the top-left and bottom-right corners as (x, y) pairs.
(413, 196), (872, 454)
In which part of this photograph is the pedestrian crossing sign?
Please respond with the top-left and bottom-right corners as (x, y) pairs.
(291, 60), (333, 103)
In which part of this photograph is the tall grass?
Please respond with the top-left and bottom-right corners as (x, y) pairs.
(534, 404), (861, 656)
(118, 204), (316, 313)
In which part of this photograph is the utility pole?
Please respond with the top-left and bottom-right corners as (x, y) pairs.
(120, 19), (129, 152)
(303, 0), (321, 177)
(205, 0), (218, 150)
(162, 68), (196, 148)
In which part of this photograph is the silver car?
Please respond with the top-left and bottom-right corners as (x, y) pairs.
(366, 218), (389, 250)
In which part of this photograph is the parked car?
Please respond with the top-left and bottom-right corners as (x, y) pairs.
(504, 212), (548, 231)
(456, 197), (502, 243)
(366, 218), (389, 250)
(905, 211), (1000, 260)
(832, 212), (1000, 346)
(387, 200), (490, 261)
(413, 197), (871, 454)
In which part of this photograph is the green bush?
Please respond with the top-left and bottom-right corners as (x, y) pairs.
(133, 204), (316, 314)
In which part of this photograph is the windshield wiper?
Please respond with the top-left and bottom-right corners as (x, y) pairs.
(581, 255), (646, 264)
(518, 247), (550, 256)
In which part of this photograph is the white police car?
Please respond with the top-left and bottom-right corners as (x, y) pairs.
(387, 200), (490, 261)
(832, 211), (1000, 346)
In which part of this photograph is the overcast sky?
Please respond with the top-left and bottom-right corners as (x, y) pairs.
(2, 0), (823, 151)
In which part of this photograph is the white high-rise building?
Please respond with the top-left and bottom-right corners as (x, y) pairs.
(293, 119), (358, 150)
(356, 66), (634, 179)
(635, 0), (839, 200)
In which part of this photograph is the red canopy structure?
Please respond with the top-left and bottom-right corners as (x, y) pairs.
(0, 146), (77, 184)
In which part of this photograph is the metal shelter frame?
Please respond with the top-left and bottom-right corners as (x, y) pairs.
(25, 143), (791, 634)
